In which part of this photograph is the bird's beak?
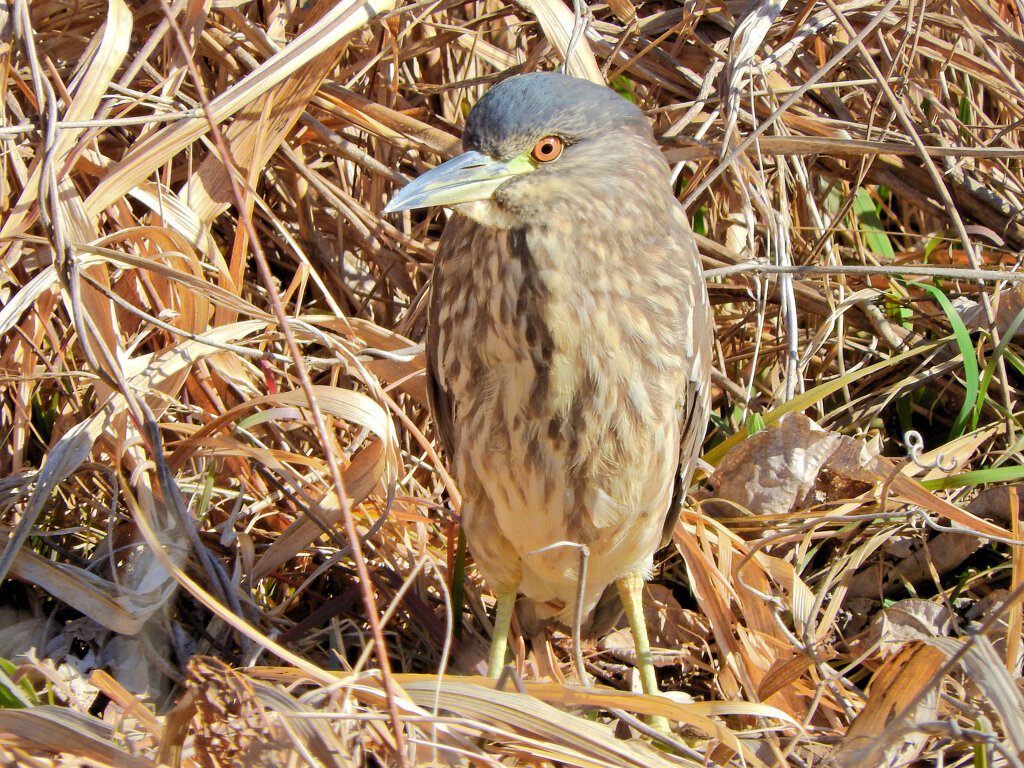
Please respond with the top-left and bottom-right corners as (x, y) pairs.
(383, 150), (533, 213)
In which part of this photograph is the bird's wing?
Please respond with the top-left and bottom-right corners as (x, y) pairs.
(661, 222), (714, 546)
(424, 220), (459, 460)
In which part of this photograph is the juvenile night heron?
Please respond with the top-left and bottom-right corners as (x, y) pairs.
(385, 72), (712, 707)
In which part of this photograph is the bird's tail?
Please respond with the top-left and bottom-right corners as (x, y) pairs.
(515, 583), (623, 639)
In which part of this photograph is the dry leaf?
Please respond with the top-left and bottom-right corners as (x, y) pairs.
(702, 412), (882, 519)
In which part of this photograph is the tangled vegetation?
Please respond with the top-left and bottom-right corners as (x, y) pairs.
(1, 0), (1024, 765)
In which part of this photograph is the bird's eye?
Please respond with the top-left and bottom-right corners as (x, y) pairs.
(531, 136), (563, 163)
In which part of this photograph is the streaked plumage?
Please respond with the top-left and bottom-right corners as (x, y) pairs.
(386, 72), (712, 705)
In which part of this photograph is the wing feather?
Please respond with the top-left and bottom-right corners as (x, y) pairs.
(426, 261), (457, 460)
(661, 224), (713, 547)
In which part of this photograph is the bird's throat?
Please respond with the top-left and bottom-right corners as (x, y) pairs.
(454, 198), (528, 230)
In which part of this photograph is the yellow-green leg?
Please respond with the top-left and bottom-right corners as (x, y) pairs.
(488, 588), (517, 677)
(617, 572), (670, 733)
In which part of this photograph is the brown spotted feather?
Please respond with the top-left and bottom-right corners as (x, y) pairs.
(427, 182), (711, 629)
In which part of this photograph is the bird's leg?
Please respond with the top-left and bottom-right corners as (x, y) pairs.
(616, 571), (670, 733)
(488, 587), (517, 677)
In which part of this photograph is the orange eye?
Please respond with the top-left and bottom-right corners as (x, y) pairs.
(531, 136), (564, 162)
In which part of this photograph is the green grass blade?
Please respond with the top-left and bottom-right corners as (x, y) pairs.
(913, 282), (978, 438)
(921, 463), (1024, 491)
(852, 188), (895, 260)
(972, 304), (1024, 430)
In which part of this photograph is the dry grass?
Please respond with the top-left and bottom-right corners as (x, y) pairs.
(2, 0), (1024, 765)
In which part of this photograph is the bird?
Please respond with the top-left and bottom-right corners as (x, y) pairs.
(384, 72), (712, 713)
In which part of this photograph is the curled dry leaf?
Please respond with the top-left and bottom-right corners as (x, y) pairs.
(956, 283), (1024, 337)
(864, 598), (954, 658)
(701, 412), (884, 520)
(837, 642), (945, 768)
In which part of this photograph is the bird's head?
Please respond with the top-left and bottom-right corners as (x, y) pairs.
(384, 72), (672, 229)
